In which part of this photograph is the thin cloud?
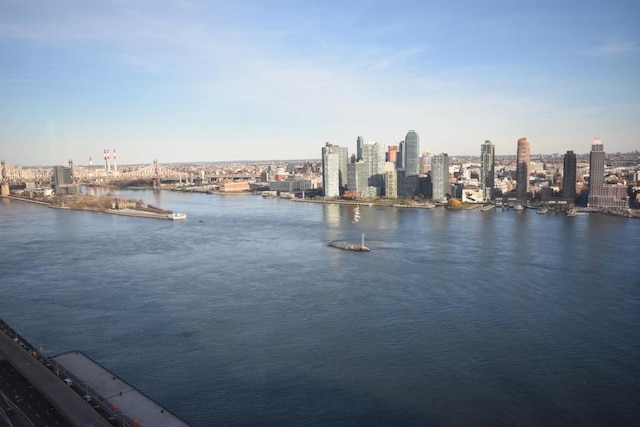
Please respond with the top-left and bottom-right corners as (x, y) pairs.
(584, 40), (639, 57)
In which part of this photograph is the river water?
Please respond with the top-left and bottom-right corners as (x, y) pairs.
(1, 190), (639, 426)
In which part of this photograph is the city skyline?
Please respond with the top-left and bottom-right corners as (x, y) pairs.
(1, 1), (639, 165)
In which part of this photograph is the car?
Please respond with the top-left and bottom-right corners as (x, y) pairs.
(13, 395), (24, 403)
(82, 395), (92, 402)
(64, 378), (73, 386)
(5, 407), (15, 416)
(107, 416), (118, 425)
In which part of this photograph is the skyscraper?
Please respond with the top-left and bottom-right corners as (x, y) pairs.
(387, 145), (399, 163)
(563, 150), (577, 202)
(356, 136), (364, 162)
(431, 153), (449, 201)
(347, 161), (370, 198)
(588, 137), (605, 206)
(362, 142), (385, 192)
(396, 141), (405, 171)
(516, 137), (530, 202)
(322, 143), (349, 197)
(480, 140), (495, 201)
(404, 130), (420, 175)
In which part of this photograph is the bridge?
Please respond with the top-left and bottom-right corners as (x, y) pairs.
(1, 160), (187, 185)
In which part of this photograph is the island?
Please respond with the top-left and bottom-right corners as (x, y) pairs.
(2, 193), (186, 220)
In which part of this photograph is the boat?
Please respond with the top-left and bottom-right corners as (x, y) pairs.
(513, 204), (524, 211)
(536, 207), (548, 214)
(481, 204), (495, 212)
(567, 207), (577, 217)
(328, 234), (370, 252)
(167, 213), (187, 220)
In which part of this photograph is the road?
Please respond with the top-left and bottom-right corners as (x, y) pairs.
(0, 357), (70, 427)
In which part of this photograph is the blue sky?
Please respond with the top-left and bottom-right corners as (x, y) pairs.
(1, 0), (639, 165)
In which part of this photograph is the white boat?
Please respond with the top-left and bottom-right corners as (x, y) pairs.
(168, 213), (187, 220)
(513, 204), (524, 211)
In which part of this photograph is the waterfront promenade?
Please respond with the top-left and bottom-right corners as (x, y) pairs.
(53, 351), (190, 427)
(0, 329), (110, 426)
(0, 319), (190, 426)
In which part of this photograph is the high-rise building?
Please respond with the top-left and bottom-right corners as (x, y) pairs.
(362, 142), (385, 192)
(396, 141), (405, 171)
(387, 145), (399, 163)
(322, 143), (348, 197)
(588, 137), (606, 207)
(347, 161), (371, 198)
(384, 171), (397, 198)
(516, 137), (530, 201)
(404, 130), (420, 175)
(53, 166), (72, 188)
(420, 153), (432, 175)
(589, 138), (605, 189)
(480, 140), (495, 200)
(431, 153), (449, 201)
(586, 137), (628, 208)
(356, 136), (364, 162)
(563, 150), (577, 202)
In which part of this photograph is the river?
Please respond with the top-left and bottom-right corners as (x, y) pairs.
(1, 189), (639, 425)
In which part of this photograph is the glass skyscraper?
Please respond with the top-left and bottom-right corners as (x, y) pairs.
(563, 150), (577, 202)
(480, 140), (495, 201)
(516, 137), (530, 202)
(404, 130), (420, 176)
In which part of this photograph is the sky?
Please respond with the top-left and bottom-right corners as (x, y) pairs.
(1, 0), (639, 165)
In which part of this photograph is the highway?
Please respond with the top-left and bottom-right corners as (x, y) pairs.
(0, 357), (70, 427)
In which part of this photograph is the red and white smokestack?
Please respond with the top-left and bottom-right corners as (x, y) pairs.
(113, 148), (117, 172)
(106, 149), (111, 172)
(104, 149), (108, 171)
(89, 156), (93, 170)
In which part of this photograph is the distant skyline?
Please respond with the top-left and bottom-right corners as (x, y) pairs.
(1, 0), (639, 165)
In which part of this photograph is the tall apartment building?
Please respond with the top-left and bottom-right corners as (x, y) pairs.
(563, 150), (577, 202)
(396, 141), (405, 171)
(588, 137), (605, 197)
(384, 171), (398, 198)
(322, 143), (348, 197)
(431, 153), (449, 202)
(347, 161), (371, 198)
(516, 137), (530, 201)
(480, 140), (495, 201)
(362, 142), (386, 192)
(404, 130), (420, 176)
(587, 137), (626, 208)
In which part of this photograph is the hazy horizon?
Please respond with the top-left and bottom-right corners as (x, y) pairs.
(1, 1), (639, 165)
